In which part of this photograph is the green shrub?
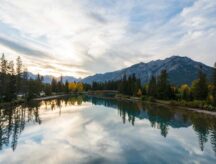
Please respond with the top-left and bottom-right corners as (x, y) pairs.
(168, 100), (216, 111)
(142, 96), (156, 102)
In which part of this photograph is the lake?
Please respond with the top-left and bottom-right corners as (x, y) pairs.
(0, 95), (216, 164)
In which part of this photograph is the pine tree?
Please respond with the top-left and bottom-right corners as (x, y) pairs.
(57, 76), (63, 92)
(148, 75), (157, 97)
(213, 63), (216, 106)
(51, 78), (57, 93)
(0, 54), (7, 74)
(157, 69), (171, 99)
(6, 61), (16, 101)
(128, 75), (133, 95)
(192, 65), (208, 100)
(65, 80), (69, 93)
(22, 68), (29, 96)
(0, 54), (7, 100)
(119, 74), (127, 94)
(36, 74), (43, 94)
(16, 56), (23, 94)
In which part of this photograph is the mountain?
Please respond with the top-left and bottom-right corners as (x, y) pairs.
(82, 56), (214, 85)
(27, 72), (80, 84)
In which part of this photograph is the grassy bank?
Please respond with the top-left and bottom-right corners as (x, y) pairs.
(114, 94), (216, 112)
(1, 93), (216, 115)
(168, 100), (216, 111)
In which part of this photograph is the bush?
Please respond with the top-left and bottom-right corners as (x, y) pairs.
(142, 96), (156, 102)
(207, 95), (214, 104)
(169, 100), (216, 111)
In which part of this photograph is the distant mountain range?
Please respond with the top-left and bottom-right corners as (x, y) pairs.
(82, 56), (214, 85)
(29, 56), (214, 85)
(27, 72), (80, 84)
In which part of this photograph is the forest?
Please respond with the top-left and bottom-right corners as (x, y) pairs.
(0, 54), (216, 110)
(81, 64), (216, 110)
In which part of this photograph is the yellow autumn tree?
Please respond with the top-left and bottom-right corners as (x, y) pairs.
(76, 83), (84, 92)
(137, 89), (142, 97)
(68, 82), (84, 92)
(179, 84), (190, 100)
(68, 82), (77, 92)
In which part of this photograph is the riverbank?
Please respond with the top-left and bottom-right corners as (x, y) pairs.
(1, 93), (216, 116)
(0, 99), (25, 108)
(92, 94), (216, 116)
(0, 94), (72, 107)
(33, 94), (71, 101)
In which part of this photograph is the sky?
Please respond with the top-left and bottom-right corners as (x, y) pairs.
(0, 0), (216, 78)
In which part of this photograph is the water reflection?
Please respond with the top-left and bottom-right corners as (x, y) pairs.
(88, 96), (216, 154)
(0, 101), (41, 151)
(0, 95), (216, 157)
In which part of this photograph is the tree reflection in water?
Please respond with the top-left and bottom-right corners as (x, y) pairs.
(0, 95), (216, 155)
(87, 96), (216, 154)
(0, 101), (41, 151)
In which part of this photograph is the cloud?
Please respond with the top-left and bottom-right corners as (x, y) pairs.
(0, 0), (215, 77)
(0, 36), (50, 58)
(88, 12), (107, 24)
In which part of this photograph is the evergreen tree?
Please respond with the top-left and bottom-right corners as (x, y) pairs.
(92, 81), (98, 90)
(119, 74), (127, 94)
(157, 69), (171, 99)
(44, 84), (52, 96)
(0, 53), (7, 74)
(65, 80), (69, 93)
(148, 75), (157, 97)
(16, 56), (22, 94)
(22, 68), (29, 96)
(51, 78), (58, 93)
(57, 76), (63, 92)
(213, 63), (216, 106)
(0, 54), (7, 100)
(6, 61), (16, 101)
(27, 79), (41, 100)
(192, 65), (208, 100)
(36, 74), (43, 94)
(132, 74), (137, 96)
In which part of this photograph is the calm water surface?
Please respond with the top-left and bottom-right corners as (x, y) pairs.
(0, 96), (216, 164)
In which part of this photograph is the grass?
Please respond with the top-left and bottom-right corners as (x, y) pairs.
(116, 94), (216, 112)
(169, 100), (216, 111)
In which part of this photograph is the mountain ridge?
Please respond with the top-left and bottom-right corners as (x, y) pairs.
(81, 56), (214, 85)
(28, 56), (214, 85)
(27, 72), (80, 84)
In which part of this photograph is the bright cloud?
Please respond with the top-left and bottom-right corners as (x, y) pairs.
(0, 0), (215, 77)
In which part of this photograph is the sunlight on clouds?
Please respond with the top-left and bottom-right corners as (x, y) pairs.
(0, 0), (215, 77)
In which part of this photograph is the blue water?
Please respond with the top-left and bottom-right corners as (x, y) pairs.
(0, 96), (215, 164)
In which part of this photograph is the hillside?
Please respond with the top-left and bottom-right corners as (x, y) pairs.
(82, 56), (214, 85)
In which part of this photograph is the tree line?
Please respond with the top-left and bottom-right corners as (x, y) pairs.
(89, 64), (216, 107)
(145, 65), (216, 106)
(0, 54), (25, 102)
(0, 54), (86, 102)
(89, 74), (142, 96)
(1, 53), (216, 108)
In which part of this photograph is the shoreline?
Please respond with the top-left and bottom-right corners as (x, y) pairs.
(0, 99), (25, 108)
(150, 99), (216, 117)
(88, 94), (216, 117)
(33, 94), (71, 101)
(1, 93), (216, 117)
